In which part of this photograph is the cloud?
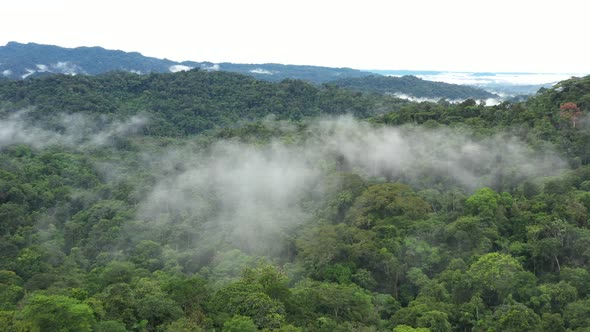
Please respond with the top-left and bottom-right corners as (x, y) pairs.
(391, 93), (460, 103)
(36, 64), (49, 72)
(202, 64), (220, 71)
(169, 64), (192, 73)
(21, 69), (35, 79)
(249, 68), (273, 75)
(413, 72), (575, 87)
(484, 98), (502, 106)
(134, 116), (565, 255)
(1, 69), (11, 77)
(51, 62), (85, 75)
(0, 111), (147, 149)
(391, 93), (501, 106)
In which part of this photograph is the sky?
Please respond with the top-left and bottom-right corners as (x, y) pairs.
(1, 0), (588, 73)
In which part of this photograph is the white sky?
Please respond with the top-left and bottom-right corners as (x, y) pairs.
(1, 0), (588, 73)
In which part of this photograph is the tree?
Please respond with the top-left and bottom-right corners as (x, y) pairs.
(93, 320), (128, 332)
(20, 294), (96, 332)
(133, 278), (183, 330)
(129, 240), (164, 271)
(96, 283), (137, 328)
(222, 315), (257, 332)
(540, 313), (565, 332)
(393, 325), (430, 332)
(289, 280), (377, 326)
(346, 183), (430, 229)
(560, 102), (582, 128)
(416, 310), (452, 332)
(209, 281), (285, 329)
(241, 265), (290, 302)
(564, 298), (590, 330)
(465, 187), (499, 221)
(161, 275), (209, 314)
(0, 270), (24, 310)
(485, 303), (540, 332)
(467, 252), (536, 305)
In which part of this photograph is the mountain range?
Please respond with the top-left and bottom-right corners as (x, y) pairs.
(1, 42), (499, 100)
(0, 42), (372, 83)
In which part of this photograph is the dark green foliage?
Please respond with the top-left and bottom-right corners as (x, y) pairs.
(222, 315), (257, 332)
(0, 69), (405, 136)
(2, 71), (590, 331)
(20, 294), (96, 332)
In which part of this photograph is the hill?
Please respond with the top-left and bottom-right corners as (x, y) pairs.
(2, 71), (590, 331)
(0, 69), (408, 136)
(1, 42), (506, 100)
(329, 75), (498, 100)
(0, 42), (373, 83)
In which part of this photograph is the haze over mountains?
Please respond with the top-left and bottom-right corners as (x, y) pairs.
(0, 42), (373, 83)
(0, 41), (552, 102)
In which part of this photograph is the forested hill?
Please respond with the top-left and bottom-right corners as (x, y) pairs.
(329, 75), (498, 100)
(1, 42), (504, 99)
(0, 69), (409, 136)
(0, 42), (373, 83)
(3, 71), (590, 331)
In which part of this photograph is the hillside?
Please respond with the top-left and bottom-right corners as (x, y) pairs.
(329, 75), (498, 100)
(0, 69), (409, 136)
(1, 42), (510, 100)
(2, 72), (590, 331)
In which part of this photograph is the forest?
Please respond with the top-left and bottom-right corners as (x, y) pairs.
(1, 70), (590, 331)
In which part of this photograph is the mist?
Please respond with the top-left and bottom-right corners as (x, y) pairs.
(0, 111), (147, 149)
(134, 116), (566, 255)
(391, 92), (502, 106)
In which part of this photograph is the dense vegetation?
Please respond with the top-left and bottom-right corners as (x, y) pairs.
(330, 75), (497, 100)
(0, 69), (409, 136)
(1, 71), (590, 331)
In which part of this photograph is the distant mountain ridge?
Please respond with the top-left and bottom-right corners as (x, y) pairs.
(0, 41), (497, 100)
(0, 41), (177, 78)
(330, 75), (498, 100)
(0, 42), (373, 83)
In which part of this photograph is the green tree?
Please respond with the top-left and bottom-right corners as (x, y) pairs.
(0, 270), (24, 310)
(222, 315), (257, 332)
(485, 303), (540, 332)
(564, 298), (590, 330)
(416, 310), (451, 332)
(393, 325), (430, 332)
(467, 252), (536, 305)
(20, 294), (96, 332)
(346, 183), (430, 229)
(209, 281), (285, 329)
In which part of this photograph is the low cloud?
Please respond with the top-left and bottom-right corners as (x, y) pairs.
(135, 116), (565, 254)
(250, 68), (273, 75)
(51, 61), (85, 75)
(415, 72), (576, 87)
(202, 64), (220, 71)
(169, 65), (192, 73)
(36, 64), (49, 72)
(0, 111), (147, 149)
(22, 69), (35, 79)
(391, 93), (501, 106)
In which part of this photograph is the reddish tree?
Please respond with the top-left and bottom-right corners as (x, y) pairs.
(560, 102), (582, 128)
